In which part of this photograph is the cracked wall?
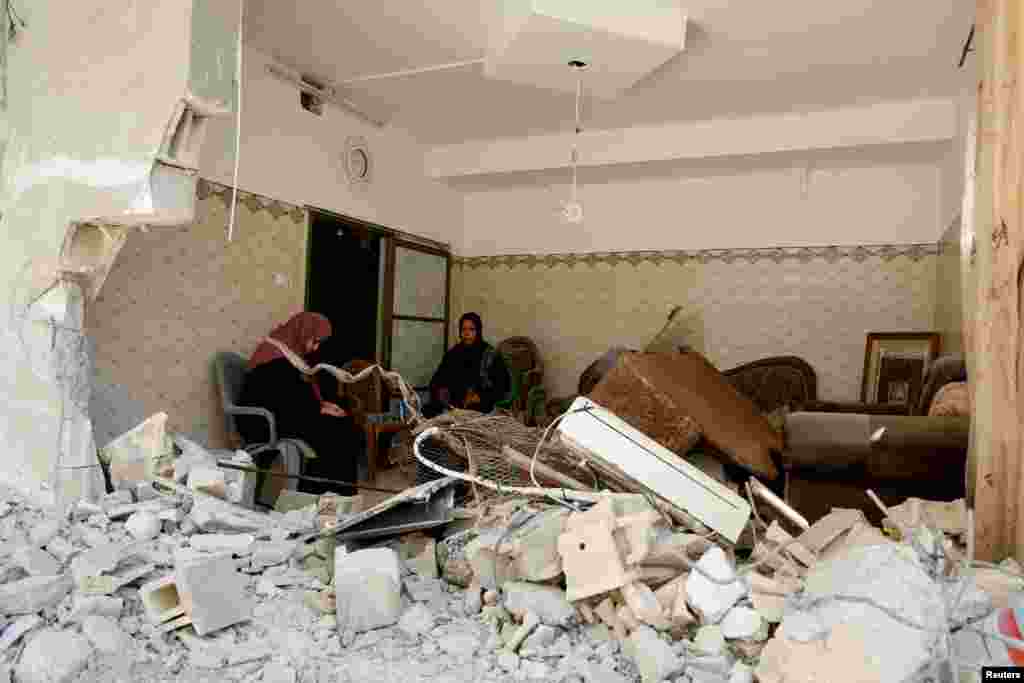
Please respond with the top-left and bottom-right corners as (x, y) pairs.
(0, 0), (238, 505)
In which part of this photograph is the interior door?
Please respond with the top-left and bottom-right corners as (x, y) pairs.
(384, 240), (450, 390)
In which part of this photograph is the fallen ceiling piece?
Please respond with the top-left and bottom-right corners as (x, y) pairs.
(557, 397), (751, 543)
(485, 0), (687, 99)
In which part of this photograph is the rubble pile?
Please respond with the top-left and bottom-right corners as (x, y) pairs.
(0, 405), (1019, 683)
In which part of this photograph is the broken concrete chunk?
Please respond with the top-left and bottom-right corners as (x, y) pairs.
(125, 512), (162, 541)
(504, 610), (540, 653)
(721, 606), (763, 640)
(334, 548), (402, 634)
(175, 554), (252, 636)
(135, 481), (158, 502)
(13, 546), (60, 576)
(261, 662), (297, 683)
(16, 629), (93, 683)
(625, 625), (683, 683)
(44, 537), (74, 563)
(798, 509), (864, 553)
(764, 521), (816, 567)
(621, 581), (669, 631)
(188, 533), (255, 555)
(519, 623), (558, 657)
(509, 508), (569, 581)
(397, 603), (434, 638)
(250, 541), (295, 570)
(686, 547), (746, 624)
(398, 534), (438, 579)
(68, 596), (124, 622)
(0, 574), (73, 614)
(559, 504), (630, 601)
(81, 615), (132, 654)
(594, 597), (628, 641)
(502, 582), (576, 627)
(29, 520), (61, 548)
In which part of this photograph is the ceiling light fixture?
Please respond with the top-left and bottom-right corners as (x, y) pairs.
(560, 60), (587, 224)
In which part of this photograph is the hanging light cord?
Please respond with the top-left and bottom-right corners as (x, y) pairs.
(570, 68), (582, 204)
(227, 0), (245, 242)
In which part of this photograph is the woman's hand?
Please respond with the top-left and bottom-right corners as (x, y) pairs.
(464, 389), (482, 407)
(320, 402), (347, 417)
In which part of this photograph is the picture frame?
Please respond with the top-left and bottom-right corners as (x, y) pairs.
(861, 332), (941, 406)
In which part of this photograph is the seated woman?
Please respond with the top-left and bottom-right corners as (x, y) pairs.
(237, 312), (361, 496)
(426, 312), (510, 418)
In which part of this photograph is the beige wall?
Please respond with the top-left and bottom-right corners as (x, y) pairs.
(934, 216), (964, 354)
(88, 182), (308, 449)
(451, 246), (939, 402)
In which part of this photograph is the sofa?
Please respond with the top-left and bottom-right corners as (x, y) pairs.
(553, 349), (969, 524)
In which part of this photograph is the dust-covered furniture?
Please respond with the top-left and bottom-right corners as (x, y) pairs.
(783, 354), (969, 524)
(211, 351), (314, 505)
(495, 336), (546, 425)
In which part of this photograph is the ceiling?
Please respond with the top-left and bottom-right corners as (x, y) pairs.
(244, 1), (974, 145)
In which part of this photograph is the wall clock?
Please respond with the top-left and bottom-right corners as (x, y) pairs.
(344, 136), (372, 186)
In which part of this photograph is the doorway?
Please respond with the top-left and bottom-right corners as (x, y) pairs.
(305, 210), (383, 366)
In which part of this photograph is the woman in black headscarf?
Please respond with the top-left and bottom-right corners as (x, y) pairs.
(426, 312), (510, 417)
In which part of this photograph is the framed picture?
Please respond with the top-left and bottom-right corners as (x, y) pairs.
(861, 332), (941, 405)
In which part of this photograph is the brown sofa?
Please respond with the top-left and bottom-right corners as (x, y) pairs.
(777, 354), (968, 524)
(556, 349), (969, 524)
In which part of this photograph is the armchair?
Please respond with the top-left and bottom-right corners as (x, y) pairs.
(496, 336), (546, 425)
(211, 351), (315, 505)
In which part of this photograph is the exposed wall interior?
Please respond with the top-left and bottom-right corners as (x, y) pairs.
(88, 182), (308, 450)
(452, 247), (938, 401)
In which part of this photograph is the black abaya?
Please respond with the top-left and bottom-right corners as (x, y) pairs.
(237, 358), (360, 496)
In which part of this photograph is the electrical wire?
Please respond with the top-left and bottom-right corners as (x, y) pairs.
(226, 0), (244, 242)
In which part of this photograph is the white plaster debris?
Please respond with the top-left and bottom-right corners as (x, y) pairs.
(720, 606), (763, 640)
(13, 546), (60, 576)
(0, 475), (1012, 683)
(686, 546), (747, 624)
(16, 630), (93, 683)
(125, 511), (162, 540)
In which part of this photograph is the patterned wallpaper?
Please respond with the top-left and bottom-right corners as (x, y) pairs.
(88, 180), (308, 448)
(934, 216), (964, 354)
(451, 244), (941, 401)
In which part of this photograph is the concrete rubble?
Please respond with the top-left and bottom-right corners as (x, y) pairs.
(0, 407), (1016, 683)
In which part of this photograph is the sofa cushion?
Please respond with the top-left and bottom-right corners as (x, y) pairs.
(589, 351), (780, 479)
(927, 382), (971, 417)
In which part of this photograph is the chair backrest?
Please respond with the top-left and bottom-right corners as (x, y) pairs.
(497, 337), (543, 377)
(915, 353), (967, 416)
(212, 351), (249, 436)
(341, 359), (384, 414)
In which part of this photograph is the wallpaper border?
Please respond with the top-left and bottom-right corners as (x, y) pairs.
(197, 178), (306, 225)
(454, 243), (942, 270)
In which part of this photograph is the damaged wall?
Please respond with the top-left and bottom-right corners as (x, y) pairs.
(87, 183), (308, 450)
(0, 1), (237, 504)
(452, 249), (937, 401)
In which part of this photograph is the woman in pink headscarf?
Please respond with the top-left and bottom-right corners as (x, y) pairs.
(238, 312), (360, 495)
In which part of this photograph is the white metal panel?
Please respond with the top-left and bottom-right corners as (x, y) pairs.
(557, 397), (751, 542)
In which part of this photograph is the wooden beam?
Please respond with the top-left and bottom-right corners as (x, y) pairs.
(969, 0), (1024, 561)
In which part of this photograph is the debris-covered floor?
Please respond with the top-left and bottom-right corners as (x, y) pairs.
(1, 452), (1022, 683)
